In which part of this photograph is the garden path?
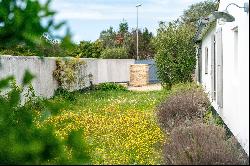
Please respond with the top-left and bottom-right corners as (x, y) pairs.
(127, 83), (162, 91)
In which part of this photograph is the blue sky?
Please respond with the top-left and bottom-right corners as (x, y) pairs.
(48, 0), (205, 43)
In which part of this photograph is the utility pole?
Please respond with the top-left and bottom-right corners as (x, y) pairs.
(136, 3), (142, 60)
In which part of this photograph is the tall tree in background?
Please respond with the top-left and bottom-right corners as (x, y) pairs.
(99, 26), (116, 49)
(98, 20), (155, 59)
(118, 19), (129, 34)
(180, 0), (219, 33)
(129, 28), (155, 59)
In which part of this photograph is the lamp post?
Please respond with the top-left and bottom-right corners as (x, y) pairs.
(136, 3), (142, 60)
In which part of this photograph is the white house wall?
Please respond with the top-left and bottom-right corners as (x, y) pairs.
(200, 0), (249, 155)
(201, 28), (216, 97)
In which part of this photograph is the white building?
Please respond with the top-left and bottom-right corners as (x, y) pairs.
(195, 0), (249, 155)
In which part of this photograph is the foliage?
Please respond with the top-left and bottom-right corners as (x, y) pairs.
(0, 0), (76, 57)
(198, 20), (216, 41)
(154, 22), (197, 89)
(181, 0), (219, 26)
(53, 57), (87, 90)
(203, 107), (224, 126)
(54, 88), (78, 102)
(156, 83), (248, 164)
(156, 84), (210, 131)
(0, 0), (65, 49)
(0, 71), (90, 164)
(0, 44), (36, 56)
(38, 30), (77, 57)
(99, 26), (117, 49)
(118, 19), (129, 34)
(98, 20), (155, 59)
(153, 0), (218, 87)
(100, 47), (128, 59)
(163, 123), (249, 165)
(128, 28), (155, 59)
(0, 33), (71, 57)
(79, 41), (97, 58)
(181, 0), (218, 42)
(70, 40), (103, 58)
(38, 89), (167, 165)
(95, 82), (128, 91)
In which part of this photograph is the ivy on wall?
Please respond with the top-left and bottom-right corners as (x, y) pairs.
(53, 57), (88, 90)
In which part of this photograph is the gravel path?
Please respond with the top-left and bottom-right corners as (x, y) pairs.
(127, 83), (162, 91)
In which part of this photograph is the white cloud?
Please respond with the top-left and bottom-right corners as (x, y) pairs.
(51, 0), (197, 21)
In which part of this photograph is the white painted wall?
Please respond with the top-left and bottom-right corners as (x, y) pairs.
(200, 28), (216, 96)
(199, 0), (249, 155)
(0, 55), (135, 98)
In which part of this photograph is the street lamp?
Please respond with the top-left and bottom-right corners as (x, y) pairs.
(212, 2), (249, 22)
(136, 3), (142, 60)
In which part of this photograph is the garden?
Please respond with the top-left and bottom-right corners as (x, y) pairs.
(1, 78), (249, 164)
(0, 0), (249, 165)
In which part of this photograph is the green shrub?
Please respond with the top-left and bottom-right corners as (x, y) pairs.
(0, 72), (90, 164)
(0, 36), (69, 57)
(156, 85), (210, 131)
(70, 40), (103, 58)
(163, 123), (249, 165)
(154, 22), (196, 89)
(54, 88), (78, 102)
(53, 58), (87, 90)
(95, 82), (128, 91)
(0, 44), (36, 56)
(100, 47), (128, 59)
(204, 107), (224, 127)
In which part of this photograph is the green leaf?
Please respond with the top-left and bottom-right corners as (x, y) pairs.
(22, 70), (35, 86)
(8, 89), (21, 107)
(54, 21), (66, 30)
(0, 76), (14, 89)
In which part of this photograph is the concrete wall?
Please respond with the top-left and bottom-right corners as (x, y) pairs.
(0, 56), (58, 98)
(0, 55), (135, 98)
(97, 59), (135, 83)
(199, 0), (249, 155)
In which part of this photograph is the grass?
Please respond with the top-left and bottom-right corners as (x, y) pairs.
(36, 88), (169, 165)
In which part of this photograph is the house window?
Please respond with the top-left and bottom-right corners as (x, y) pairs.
(205, 47), (209, 74)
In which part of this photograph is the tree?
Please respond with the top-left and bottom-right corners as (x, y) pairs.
(118, 19), (129, 34)
(0, 72), (90, 164)
(98, 20), (155, 59)
(154, 22), (196, 89)
(154, 0), (218, 88)
(99, 26), (116, 49)
(70, 40), (103, 58)
(179, 0), (218, 47)
(129, 28), (155, 59)
(180, 0), (219, 29)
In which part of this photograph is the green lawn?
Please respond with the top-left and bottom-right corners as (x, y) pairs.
(37, 88), (169, 165)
